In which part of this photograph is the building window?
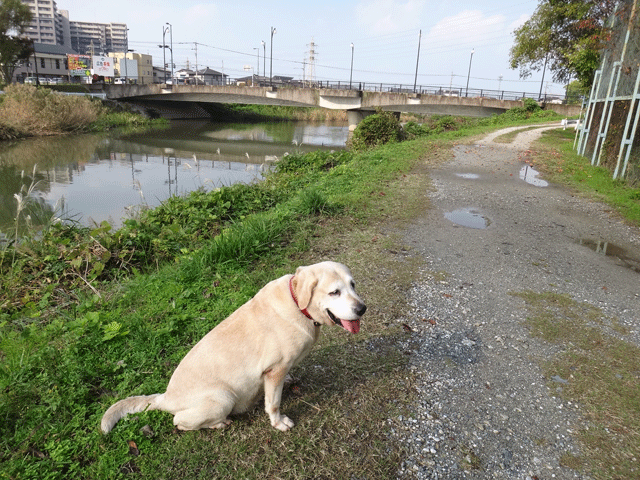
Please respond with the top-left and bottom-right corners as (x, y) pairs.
(55, 59), (60, 69)
(40, 58), (45, 68)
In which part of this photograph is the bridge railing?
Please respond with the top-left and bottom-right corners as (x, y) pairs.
(245, 78), (580, 105)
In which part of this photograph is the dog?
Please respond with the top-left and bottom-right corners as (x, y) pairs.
(101, 261), (366, 433)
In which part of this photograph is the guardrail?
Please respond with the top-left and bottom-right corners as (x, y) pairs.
(244, 78), (579, 105)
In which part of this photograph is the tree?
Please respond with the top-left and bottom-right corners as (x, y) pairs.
(509, 0), (618, 90)
(0, 0), (33, 85)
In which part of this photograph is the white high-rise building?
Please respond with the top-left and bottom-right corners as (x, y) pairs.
(20, 0), (127, 55)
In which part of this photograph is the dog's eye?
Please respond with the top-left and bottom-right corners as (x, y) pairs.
(329, 289), (340, 296)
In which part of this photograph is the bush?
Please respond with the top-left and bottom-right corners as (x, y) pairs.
(523, 98), (541, 112)
(348, 110), (402, 152)
(276, 150), (353, 174)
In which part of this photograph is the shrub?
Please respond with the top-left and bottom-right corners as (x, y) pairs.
(523, 97), (541, 112)
(348, 110), (402, 152)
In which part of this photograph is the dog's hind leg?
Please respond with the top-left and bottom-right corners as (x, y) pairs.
(172, 391), (235, 431)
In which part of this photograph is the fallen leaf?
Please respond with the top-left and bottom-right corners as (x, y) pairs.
(127, 440), (139, 457)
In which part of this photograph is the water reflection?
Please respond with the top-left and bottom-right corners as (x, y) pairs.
(0, 120), (348, 232)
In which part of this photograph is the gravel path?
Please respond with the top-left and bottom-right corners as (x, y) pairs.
(392, 124), (640, 479)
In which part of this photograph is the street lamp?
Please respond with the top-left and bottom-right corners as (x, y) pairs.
(465, 48), (475, 97)
(414, 30), (422, 93)
(166, 23), (174, 83)
(261, 40), (265, 83)
(270, 27), (276, 86)
(253, 47), (259, 78)
(349, 43), (354, 89)
(161, 24), (171, 83)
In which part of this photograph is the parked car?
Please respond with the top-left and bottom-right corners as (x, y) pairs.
(24, 77), (39, 84)
(114, 77), (126, 84)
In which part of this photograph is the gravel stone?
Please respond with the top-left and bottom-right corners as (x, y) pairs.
(391, 124), (640, 479)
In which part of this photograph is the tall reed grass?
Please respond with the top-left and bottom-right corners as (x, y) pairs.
(0, 84), (103, 137)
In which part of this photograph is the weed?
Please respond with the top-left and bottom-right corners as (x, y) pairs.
(532, 129), (640, 226)
(0, 107), (587, 479)
(513, 290), (640, 479)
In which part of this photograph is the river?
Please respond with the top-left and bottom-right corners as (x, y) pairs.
(0, 120), (348, 237)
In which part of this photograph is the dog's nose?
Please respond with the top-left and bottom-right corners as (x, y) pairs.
(356, 303), (367, 316)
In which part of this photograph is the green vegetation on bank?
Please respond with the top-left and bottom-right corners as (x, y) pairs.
(0, 84), (166, 140)
(531, 129), (640, 223)
(1, 100), (637, 479)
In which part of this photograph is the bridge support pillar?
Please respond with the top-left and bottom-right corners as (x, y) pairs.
(347, 109), (372, 132)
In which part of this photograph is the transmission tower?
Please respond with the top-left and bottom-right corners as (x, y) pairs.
(306, 38), (317, 86)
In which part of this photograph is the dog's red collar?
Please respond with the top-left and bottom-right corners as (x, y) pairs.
(289, 276), (320, 326)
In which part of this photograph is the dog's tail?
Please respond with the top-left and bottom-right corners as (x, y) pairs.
(101, 394), (163, 433)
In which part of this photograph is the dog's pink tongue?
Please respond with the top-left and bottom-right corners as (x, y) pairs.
(342, 319), (360, 334)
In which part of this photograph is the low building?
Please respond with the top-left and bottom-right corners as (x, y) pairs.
(109, 52), (153, 84)
(173, 67), (227, 85)
(12, 43), (77, 84)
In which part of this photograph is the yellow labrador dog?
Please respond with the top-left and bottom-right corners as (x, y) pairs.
(101, 261), (366, 433)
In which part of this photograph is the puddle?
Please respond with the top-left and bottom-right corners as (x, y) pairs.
(444, 208), (490, 229)
(519, 165), (548, 187)
(578, 239), (640, 273)
(455, 173), (480, 179)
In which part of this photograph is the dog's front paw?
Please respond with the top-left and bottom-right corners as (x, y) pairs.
(273, 415), (295, 431)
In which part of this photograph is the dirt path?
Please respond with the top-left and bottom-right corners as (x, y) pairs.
(392, 124), (640, 478)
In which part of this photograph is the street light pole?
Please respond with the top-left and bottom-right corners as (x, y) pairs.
(162, 25), (169, 83)
(167, 23), (173, 84)
(465, 48), (475, 97)
(254, 47), (259, 77)
(262, 41), (265, 84)
(414, 30), (421, 93)
(349, 43), (354, 89)
(270, 27), (276, 86)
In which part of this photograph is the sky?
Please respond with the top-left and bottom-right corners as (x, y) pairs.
(58, 0), (566, 96)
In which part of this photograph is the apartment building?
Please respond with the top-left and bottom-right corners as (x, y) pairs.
(20, 0), (127, 55)
(69, 21), (128, 56)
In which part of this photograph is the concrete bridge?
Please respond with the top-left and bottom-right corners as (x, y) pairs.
(98, 84), (580, 128)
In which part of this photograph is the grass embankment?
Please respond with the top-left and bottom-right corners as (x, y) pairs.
(0, 136), (439, 479)
(530, 128), (640, 224)
(0, 84), (165, 140)
(1, 102), (638, 479)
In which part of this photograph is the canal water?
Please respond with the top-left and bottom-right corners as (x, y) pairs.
(0, 120), (348, 234)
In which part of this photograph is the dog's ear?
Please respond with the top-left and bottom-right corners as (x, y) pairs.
(294, 265), (318, 310)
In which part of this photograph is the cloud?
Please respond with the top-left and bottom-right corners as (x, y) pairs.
(179, 3), (221, 31)
(355, 0), (426, 34)
(509, 13), (530, 32)
(424, 10), (506, 50)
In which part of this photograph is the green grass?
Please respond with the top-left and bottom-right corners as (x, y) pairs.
(492, 126), (540, 143)
(1, 106), (636, 479)
(532, 129), (640, 225)
(0, 121), (435, 479)
(512, 291), (640, 479)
